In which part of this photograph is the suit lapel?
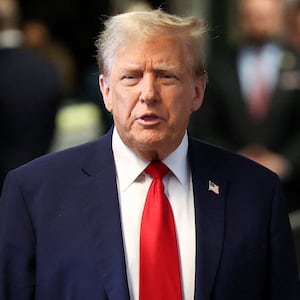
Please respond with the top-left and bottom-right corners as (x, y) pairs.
(79, 131), (130, 300)
(189, 138), (227, 300)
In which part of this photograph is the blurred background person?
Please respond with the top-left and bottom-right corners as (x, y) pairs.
(189, 0), (300, 212)
(0, 0), (62, 190)
(121, 0), (152, 12)
(285, 0), (300, 51)
(23, 18), (78, 99)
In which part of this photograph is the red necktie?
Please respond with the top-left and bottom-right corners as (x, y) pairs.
(139, 161), (182, 300)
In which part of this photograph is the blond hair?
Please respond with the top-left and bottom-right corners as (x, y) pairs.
(96, 9), (208, 77)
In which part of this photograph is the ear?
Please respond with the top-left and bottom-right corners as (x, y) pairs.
(191, 77), (207, 112)
(99, 74), (113, 112)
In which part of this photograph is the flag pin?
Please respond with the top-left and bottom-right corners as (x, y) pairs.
(208, 180), (220, 194)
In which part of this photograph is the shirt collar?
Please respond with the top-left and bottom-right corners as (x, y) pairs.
(163, 133), (189, 186)
(112, 128), (190, 191)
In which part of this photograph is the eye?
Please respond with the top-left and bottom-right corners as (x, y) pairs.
(122, 74), (136, 79)
(121, 73), (141, 86)
(157, 71), (178, 84)
(158, 71), (175, 78)
(122, 74), (137, 80)
(161, 74), (175, 79)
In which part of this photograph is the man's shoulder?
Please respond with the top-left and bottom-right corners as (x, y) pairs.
(7, 133), (112, 183)
(189, 137), (278, 181)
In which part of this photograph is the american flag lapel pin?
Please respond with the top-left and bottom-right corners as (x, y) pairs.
(208, 180), (220, 195)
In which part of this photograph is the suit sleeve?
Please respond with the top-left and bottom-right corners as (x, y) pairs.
(0, 171), (36, 299)
(268, 176), (300, 299)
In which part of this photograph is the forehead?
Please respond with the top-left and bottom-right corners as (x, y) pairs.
(241, 0), (279, 16)
(112, 34), (189, 68)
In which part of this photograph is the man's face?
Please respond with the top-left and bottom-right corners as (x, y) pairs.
(100, 34), (206, 160)
(240, 0), (282, 44)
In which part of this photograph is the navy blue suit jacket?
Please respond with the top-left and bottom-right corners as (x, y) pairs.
(0, 130), (299, 299)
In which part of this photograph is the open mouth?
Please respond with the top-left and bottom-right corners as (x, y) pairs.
(138, 113), (162, 125)
(141, 114), (159, 121)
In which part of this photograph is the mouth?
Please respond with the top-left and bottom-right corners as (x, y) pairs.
(137, 113), (162, 125)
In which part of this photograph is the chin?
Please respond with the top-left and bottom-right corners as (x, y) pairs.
(136, 136), (164, 149)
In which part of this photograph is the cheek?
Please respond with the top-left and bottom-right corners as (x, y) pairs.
(167, 100), (192, 127)
(111, 90), (137, 121)
(170, 91), (197, 124)
(173, 89), (196, 113)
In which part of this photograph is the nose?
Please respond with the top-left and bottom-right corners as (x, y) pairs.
(139, 74), (158, 104)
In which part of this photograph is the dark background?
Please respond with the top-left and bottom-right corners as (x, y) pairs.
(17, 0), (229, 76)
(17, 0), (174, 76)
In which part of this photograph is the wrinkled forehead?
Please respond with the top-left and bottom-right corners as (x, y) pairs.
(107, 31), (193, 71)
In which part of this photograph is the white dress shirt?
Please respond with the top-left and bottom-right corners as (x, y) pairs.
(112, 128), (196, 300)
(237, 43), (282, 102)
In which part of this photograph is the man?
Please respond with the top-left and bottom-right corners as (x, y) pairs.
(190, 0), (300, 212)
(0, 0), (61, 189)
(0, 9), (299, 300)
(285, 0), (300, 51)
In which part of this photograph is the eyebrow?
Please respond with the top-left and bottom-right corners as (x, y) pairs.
(119, 64), (181, 73)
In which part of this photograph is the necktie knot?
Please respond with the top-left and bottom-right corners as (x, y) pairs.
(145, 161), (169, 179)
